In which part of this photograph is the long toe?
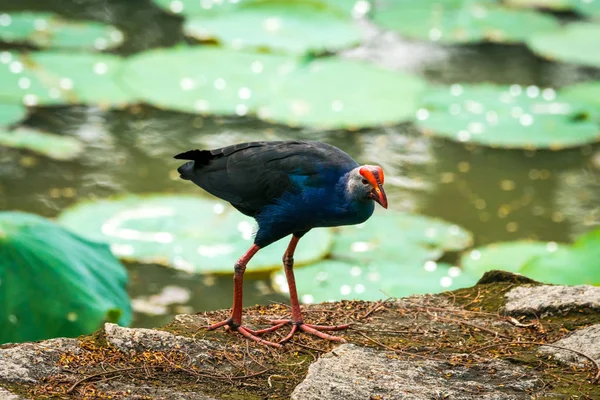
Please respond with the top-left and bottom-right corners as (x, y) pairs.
(203, 318), (283, 348)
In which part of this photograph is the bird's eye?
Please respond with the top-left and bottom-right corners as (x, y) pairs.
(361, 178), (368, 185)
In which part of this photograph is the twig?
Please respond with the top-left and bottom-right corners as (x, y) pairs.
(356, 332), (444, 362)
(358, 298), (393, 320)
(66, 366), (162, 393)
(425, 311), (511, 339)
(472, 341), (600, 384)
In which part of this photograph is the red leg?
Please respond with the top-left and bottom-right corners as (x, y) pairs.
(204, 244), (282, 348)
(261, 236), (350, 343)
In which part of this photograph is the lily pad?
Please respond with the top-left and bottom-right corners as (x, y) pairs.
(0, 103), (26, 126)
(561, 81), (600, 110)
(0, 126), (84, 160)
(0, 12), (124, 50)
(0, 211), (131, 344)
(575, 0), (600, 19)
(274, 260), (478, 303)
(0, 51), (132, 107)
(504, 0), (572, 10)
(520, 229), (600, 285)
(57, 194), (334, 274)
(153, 0), (356, 16)
(273, 210), (475, 303)
(416, 83), (600, 149)
(331, 211), (473, 263)
(260, 58), (426, 129)
(119, 47), (291, 116)
(460, 241), (564, 276)
(371, 0), (559, 44)
(184, 0), (361, 54)
(526, 23), (600, 68)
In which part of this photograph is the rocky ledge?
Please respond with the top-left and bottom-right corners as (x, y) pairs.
(2, 271), (600, 399)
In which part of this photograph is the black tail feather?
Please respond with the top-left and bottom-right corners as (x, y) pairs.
(174, 149), (209, 161)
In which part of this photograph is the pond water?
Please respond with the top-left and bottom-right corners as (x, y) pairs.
(1, 0), (599, 328)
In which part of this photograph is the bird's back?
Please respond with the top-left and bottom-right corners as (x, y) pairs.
(175, 140), (359, 217)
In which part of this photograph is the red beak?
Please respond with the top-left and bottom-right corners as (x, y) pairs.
(370, 183), (388, 209)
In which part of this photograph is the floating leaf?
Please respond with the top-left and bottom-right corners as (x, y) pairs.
(260, 58), (426, 129)
(504, 0), (572, 10)
(526, 23), (600, 68)
(561, 81), (600, 111)
(0, 212), (131, 344)
(0, 51), (133, 107)
(0, 126), (83, 160)
(0, 103), (26, 126)
(119, 47), (290, 116)
(520, 229), (600, 285)
(331, 211), (473, 263)
(272, 211), (475, 303)
(152, 0), (356, 16)
(371, 0), (559, 44)
(0, 12), (124, 50)
(57, 194), (334, 274)
(274, 260), (478, 303)
(460, 241), (563, 275)
(416, 83), (600, 149)
(184, 0), (361, 54)
(575, 0), (600, 19)
(119, 47), (426, 129)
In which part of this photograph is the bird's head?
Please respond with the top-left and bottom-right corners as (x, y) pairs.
(346, 165), (388, 209)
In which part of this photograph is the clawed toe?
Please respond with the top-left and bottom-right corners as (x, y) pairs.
(204, 319), (282, 348)
(204, 318), (349, 346)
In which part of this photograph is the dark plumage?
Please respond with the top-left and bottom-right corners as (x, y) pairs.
(175, 140), (387, 346)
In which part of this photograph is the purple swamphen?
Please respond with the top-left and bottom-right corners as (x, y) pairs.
(175, 141), (387, 347)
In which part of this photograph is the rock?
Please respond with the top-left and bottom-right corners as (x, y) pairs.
(0, 338), (80, 383)
(504, 285), (600, 316)
(539, 324), (600, 367)
(0, 387), (28, 400)
(104, 323), (220, 354)
(291, 344), (539, 400)
(2, 280), (600, 399)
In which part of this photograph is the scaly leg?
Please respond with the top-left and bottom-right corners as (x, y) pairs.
(204, 244), (282, 348)
(259, 236), (350, 343)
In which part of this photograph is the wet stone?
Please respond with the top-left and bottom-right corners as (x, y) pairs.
(539, 324), (600, 367)
(291, 344), (540, 400)
(504, 285), (600, 316)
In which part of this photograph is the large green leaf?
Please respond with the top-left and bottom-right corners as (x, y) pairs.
(526, 23), (600, 68)
(371, 0), (559, 44)
(416, 83), (600, 149)
(0, 51), (133, 107)
(330, 211), (473, 264)
(119, 47), (426, 129)
(460, 229), (600, 286)
(0, 212), (131, 344)
(0, 12), (124, 50)
(460, 241), (564, 275)
(520, 229), (600, 285)
(574, 0), (600, 19)
(119, 47), (290, 116)
(274, 260), (479, 303)
(0, 103), (26, 126)
(57, 194), (334, 274)
(184, 0), (361, 54)
(260, 58), (426, 129)
(561, 81), (600, 112)
(152, 0), (356, 16)
(272, 210), (475, 303)
(504, 0), (573, 10)
(0, 126), (83, 160)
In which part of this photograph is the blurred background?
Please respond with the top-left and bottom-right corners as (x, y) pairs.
(1, 0), (599, 344)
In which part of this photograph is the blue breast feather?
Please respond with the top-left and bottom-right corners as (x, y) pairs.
(253, 171), (374, 247)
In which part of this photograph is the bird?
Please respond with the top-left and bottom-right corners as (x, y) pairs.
(174, 140), (387, 347)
